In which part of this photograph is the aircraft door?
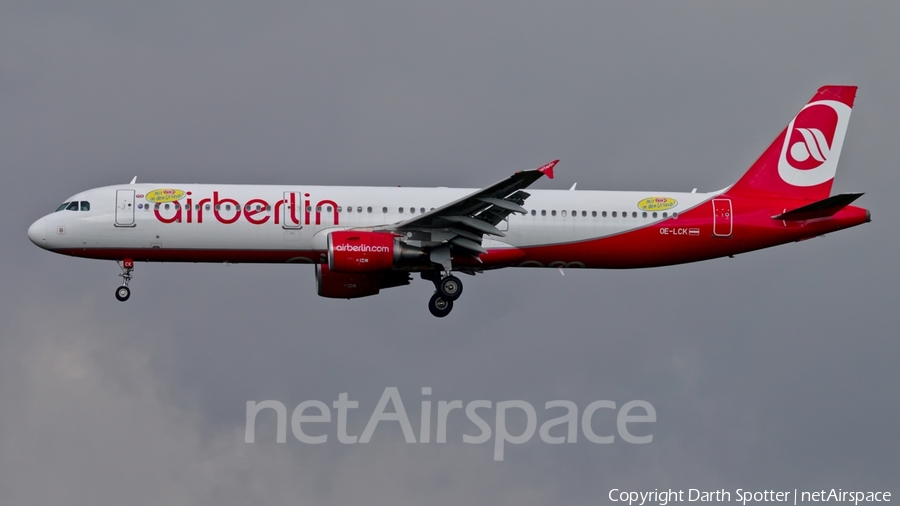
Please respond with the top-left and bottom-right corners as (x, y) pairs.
(115, 189), (136, 227)
(282, 192), (303, 229)
(712, 198), (732, 237)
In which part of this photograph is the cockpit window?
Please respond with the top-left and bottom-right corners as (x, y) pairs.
(65, 202), (79, 211)
(56, 202), (69, 212)
(80, 201), (90, 211)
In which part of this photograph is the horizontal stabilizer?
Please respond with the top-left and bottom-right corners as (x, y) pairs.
(773, 193), (864, 221)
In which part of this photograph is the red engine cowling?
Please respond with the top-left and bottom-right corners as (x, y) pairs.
(316, 264), (412, 298)
(328, 231), (396, 273)
(316, 264), (381, 299)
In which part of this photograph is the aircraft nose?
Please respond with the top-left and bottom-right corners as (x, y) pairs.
(28, 218), (48, 248)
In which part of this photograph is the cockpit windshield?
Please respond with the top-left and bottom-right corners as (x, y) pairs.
(56, 201), (91, 212)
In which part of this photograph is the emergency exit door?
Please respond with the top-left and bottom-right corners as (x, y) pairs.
(115, 189), (135, 227)
(712, 198), (732, 237)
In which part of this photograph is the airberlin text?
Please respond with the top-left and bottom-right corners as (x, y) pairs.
(148, 191), (339, 226)
(244, 388), (656, 461)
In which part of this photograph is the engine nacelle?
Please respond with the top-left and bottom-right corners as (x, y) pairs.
(328, 231), (395, 272)
(316, 264), (412, 299)
(316, 264), (381, 298)
(327, 230), (426, 273)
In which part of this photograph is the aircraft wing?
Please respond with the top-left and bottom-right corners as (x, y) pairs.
(377, 160), (557, 259)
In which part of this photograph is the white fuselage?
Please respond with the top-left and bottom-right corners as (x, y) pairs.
(30, 183), (713, 266)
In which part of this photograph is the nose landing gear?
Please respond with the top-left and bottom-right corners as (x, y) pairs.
(423, 272), (463, 317)
(116, 259), (134, 302)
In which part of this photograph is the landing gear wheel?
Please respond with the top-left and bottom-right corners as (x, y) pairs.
(438, 275), (463, 301)
(115, 285), (131, 302)
(116, 259), (134, 302)
(428, 293), (453, 318)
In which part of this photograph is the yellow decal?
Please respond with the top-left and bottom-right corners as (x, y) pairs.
(146, 188), (186, 203)
(638, 196), (677, 211)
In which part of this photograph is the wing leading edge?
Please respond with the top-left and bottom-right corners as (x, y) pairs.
(376, 160), (557, 268)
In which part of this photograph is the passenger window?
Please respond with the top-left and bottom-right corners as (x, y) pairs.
(56, 203), (69, 212)
(80, 201), (90, 211)
(347, 206), (353, 213)
(205, 204), (211, 211)
(673, 212), (678, 218)
(541, 210), (546, 216)
(632, 212), (637, 218)
(410, 207), (416, 214)
(420, 207), (425, 214)
(316, 206), (322, 212)
(367, 207), (373, 213)
(383, 207), (388, 213)
(612, 211), (617, 217)
(582, 211), (587, 217)
(399, 208), (404, 213)
(531, 210), (536, 216)
(593, 211), (598, 217)
(561, 210), (567, 217)
(572, 210), (577, 216)
(326, 206), (332, 212)
(66, 202), (79, 211)
(642, 212), (647, 218)
(662, 212), (667, 218)
(306, 206), (312, 212)
(551, 210), (557, 216)
(652, 212), (657, 218)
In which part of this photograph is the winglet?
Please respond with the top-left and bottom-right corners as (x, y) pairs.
(537, 160), (558, 179)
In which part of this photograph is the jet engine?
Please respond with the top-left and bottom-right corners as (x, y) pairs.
(327, 230), (426, 273)
(316, 264), (411, 299)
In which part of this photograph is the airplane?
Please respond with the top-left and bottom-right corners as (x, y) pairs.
(28, 85), (870, 317)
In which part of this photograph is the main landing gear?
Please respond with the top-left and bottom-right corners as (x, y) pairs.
(423, 272), (463, 318)
(115, 259), (134, 302)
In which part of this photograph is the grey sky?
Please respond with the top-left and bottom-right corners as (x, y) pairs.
(1, 2), (897, 505)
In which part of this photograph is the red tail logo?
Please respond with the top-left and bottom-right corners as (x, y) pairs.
(729, 86), (856, 201)
(777, 98), (851, 188)
(785, 104), (838, 170)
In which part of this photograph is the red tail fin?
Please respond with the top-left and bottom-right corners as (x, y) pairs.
(728, 86), (857, 201)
